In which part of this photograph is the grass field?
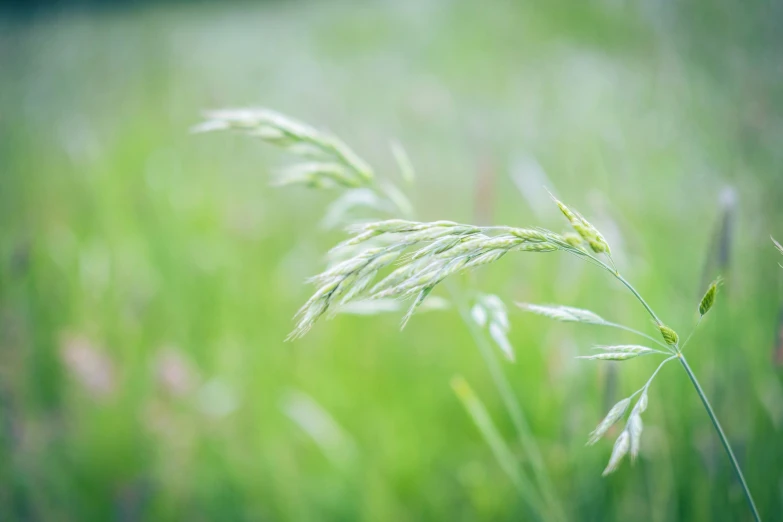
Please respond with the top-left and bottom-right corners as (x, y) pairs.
(1, 0), (782, 520)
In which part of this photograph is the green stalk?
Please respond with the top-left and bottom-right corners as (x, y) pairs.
(678, 355), (761, 522)
(613, 272), (663, 326)
(602, 265), (761, 521)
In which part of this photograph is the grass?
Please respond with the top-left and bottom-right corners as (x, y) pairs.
(1, 0), (783, 520)
(199, 106), (759, 518)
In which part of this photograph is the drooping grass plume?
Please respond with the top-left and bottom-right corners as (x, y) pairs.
(201, 108), (762, 522)
(288, 220), (569, 339)
(194, 108), (374, 188)
(197, 107), (566, 520)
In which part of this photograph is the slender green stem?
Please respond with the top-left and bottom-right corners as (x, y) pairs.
(630, 355), (677, 400)
(584, 260), (760, 520)
(603, 322), (671, 351)
(452, 287), (565, 522)
(679, 317), (702, 353)
(612, 271), (663, 326)
(580, 253), (664, 327)
(678, 355), (761, 522)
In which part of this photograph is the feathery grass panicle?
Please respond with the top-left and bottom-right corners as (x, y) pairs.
(291, 220), (566, 336)
(773, 237), (783, 264)
(202, 108), (762, 521)
(194, 108), (374, 187)
(699, 277), (723, 316)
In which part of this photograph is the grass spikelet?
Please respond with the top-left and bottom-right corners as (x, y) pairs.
(698, 277), (723, 316)
(517, 303), (606, 325)
(588, 397), (630, 445)
(602, 430), (630, 476)
(627, 413), (643, 461)
(773, 236), (783, 259)
(547, 190), (611, 255)
(577, 353), (644, 361)
(658, 324), (679, 346)
(578, 345), (658, 361)
(563, 233), (583, 247)
(595, 345), (659, 355)
(636, 389), (648, 413)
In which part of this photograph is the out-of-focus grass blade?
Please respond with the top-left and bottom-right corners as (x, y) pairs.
(451, 375), (546, 519)
(281, 389), (357, 470)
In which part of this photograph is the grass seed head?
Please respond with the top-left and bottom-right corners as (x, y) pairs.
(602, 430), (630, 476)
(636, 389), (648, 414)
(563, 233), (583, 247)
(627, 413), (644, 462)
(698, 277), (723, 316)
(588, 397), (630, 445)
(548, 191), (611, 255)
(658, 324), (679, 346)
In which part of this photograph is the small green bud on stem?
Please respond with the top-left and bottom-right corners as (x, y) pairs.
(699, 277), (722, 316)
(658, 324), (679, 346)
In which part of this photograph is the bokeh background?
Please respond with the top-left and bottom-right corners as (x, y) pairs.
(2, 0), (783, 520)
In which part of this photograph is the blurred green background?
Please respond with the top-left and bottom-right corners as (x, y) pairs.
(1, 0), (782, 520)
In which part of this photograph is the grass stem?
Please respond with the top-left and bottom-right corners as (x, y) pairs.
(678, 355), (761, 522)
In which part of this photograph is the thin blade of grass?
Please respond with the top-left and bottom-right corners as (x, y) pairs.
(451, 375), (547, 519)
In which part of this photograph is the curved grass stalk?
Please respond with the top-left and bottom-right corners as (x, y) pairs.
(599, 267), (761, 521)
(678, 355), (761, 522)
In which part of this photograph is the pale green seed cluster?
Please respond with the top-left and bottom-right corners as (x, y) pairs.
(658, 324), (679, 346)
(549, 193), (611, 255)
(194, 108), (374, 188)
(699, 277), (723, 316)
(288, 220), (567, 339)
(578, 345), (657, 361)
(516, 303), (607, 325)
(599, 388), (648, 475)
